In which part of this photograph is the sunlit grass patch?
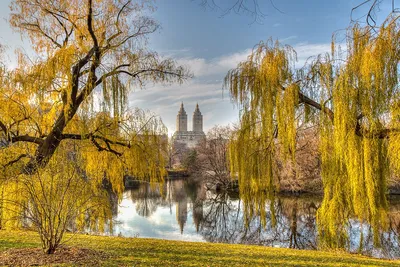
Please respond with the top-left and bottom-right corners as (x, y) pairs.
(0, 230), (399, 266)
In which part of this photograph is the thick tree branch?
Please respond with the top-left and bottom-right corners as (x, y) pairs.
(298, 92), (334, 121)
(280, 83), (335, 121)
(61, 133), (131, 149)
(355, 114), (400, 138)
(10, 135), (44, 145)
(87, 0), (99, 49)
(70, 47), (96, 103)
(282, 83), (400, 139)
(72, 0), (101, 108)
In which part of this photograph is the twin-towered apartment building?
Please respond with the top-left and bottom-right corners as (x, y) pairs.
(173, 102), (206, 147)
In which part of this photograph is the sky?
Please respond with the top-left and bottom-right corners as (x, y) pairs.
(0, 0), (394, 135)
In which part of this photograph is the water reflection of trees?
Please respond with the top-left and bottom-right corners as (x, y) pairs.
(386, 204), (400, 258)
(199, 192), (318, 249)
(127, 183), (164, 217)
(120, 179), (400, 259)
(199, 192), (400, 258)
(347, 199), (400, 258)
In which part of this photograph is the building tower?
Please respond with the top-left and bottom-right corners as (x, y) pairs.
(192, 103), (203, 132)
(176, 102), (187, 132)
(173, 102), (205, 148)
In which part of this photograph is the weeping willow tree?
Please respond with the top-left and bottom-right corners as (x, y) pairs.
(0, 0), (191, 187)
(225, 16), (400, 248)
(0, 0), (190, 253)
(2, 0), (190, 172)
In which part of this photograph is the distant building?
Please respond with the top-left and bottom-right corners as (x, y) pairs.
(173, 102), (206, 148)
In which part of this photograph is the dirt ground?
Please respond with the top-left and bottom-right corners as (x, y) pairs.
(0, 246), (109, 266)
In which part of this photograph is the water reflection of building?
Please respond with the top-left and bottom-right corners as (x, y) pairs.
(165, 179), (189, 234)
(193, 200), (203, 232)
(176, 198), (188, 234)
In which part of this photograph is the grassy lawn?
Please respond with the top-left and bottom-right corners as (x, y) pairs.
(0, 230), (399, 266)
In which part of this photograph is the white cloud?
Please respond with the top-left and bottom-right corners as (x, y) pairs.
(280, 35), (297, 43)
(176, 48), (252, 78)
(293, 42), (331, 67)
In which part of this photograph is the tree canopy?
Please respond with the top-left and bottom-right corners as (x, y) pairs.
(225, 15), (400, 248)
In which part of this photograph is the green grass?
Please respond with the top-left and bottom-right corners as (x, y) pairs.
(1, 230), (399, 266)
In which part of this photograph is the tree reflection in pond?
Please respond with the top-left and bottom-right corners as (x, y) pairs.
(115, 179), (400, 259)
(127, 184), (162, 217)
(200, 191), (318, 250)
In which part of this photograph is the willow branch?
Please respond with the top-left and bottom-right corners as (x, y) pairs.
(4, 154), (31, 168)
(61, 133), (131, 148)
(106, 0), (132, 45)
(0, 119), (7, 134)
(20, 20), (62, 48)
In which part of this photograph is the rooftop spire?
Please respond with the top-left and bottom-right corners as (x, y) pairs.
(194, 103), (201, 115)
(179, 102), (186, 114)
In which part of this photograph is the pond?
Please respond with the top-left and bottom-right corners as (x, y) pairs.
(113, 178), (400, 259)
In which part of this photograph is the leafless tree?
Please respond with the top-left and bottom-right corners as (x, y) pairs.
(196, 0), (284, 23)
(198, 0), (400, 28)
(275, 125), (321, 193)
(166, 140), (188, 169)
(196, 125), (233, 189)
(351, 0), (400, 27)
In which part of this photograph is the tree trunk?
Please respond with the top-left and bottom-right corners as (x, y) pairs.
(24, 106), (79, 174)
(46, 245), (57, 254)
